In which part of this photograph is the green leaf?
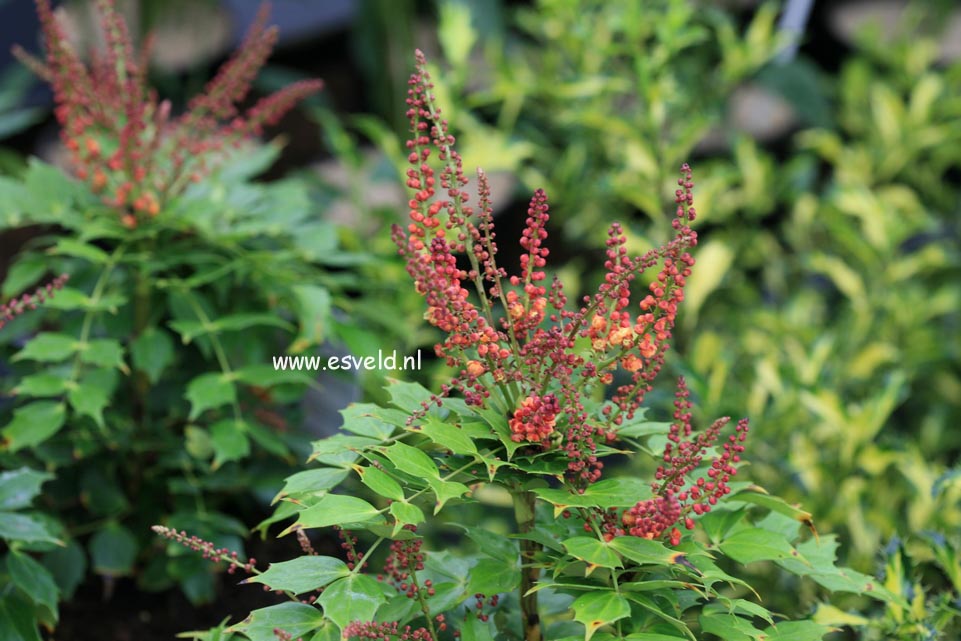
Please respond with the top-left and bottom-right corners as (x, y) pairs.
(389, 501), (425, 533)
(562, 537), (623, 570)
(718, 528), (805, 565)
(89, 523), (138, 576)
(80, 468), (128, 516)
(380, 442), (440, 480)
(130, 328), (175, 383)
(79, 338), (127, 372)
(572, 590), (631, 641)
(697, 508), (748, 545)
(7, 550), (59, 615)
(762, 620), (831, 641)
(0, 591), (43, 641)
(49, 237), (109, 263)
(467, 557), (519, 595)
(0, 467), (53, 510)
(12, 333), (77, 363)
(2, 254), (47, 298)
(14, 373), (67, 398)
(385, 379), (434, 413)
(0, 511), (60, 544)
(227, 602), (325, 641)
(355, 465), (405, 501)
(243, 556), (350, 594)
(338, 403), (397, 441)
(273, 468), (349, 503)
(170, 314), (294, 343)
(427, 478), (469, 513)
(68, 375), (112, 428)
(308, 434), (379, 466)
(609, 537), (689, 568)
(289, 285), (331, 353)
(728, 487), (814, 526)
(699, 613), (764, 641)
(408, 416), (478, 455)
(535, 477), (651, 514)
(283, 494), (383, 534)
(317, 575), (386, 629)
(1, 401), (67, 452)
(186, 373), (237, 420)
(41, 539), (86, 600)
(210, 419), (250, 469)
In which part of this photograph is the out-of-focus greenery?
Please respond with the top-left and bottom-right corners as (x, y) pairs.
(349, 0), (961, 630)
(684, 17), (961, 569)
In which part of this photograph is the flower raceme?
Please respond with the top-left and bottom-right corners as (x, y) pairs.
(0, 274), (69, 331)
(14, 0), (322, 228)
(393, 50), (746, 504)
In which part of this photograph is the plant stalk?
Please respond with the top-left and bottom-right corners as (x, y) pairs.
(512, 489), (543, 641)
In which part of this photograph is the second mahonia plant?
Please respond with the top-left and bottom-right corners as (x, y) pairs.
(14, 0), (321, 227)
(161, 52), (899, 641)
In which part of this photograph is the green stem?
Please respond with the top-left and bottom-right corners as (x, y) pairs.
(512, 488), (542, 641)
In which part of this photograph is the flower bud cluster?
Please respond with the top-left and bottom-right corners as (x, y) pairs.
(379, 527), (428, 599)
(151, 525), (257, 574)
(0, 274), (69, 331)
(15, 0), (322, 228)
(509, 393), (560, 443)
(395, 51), (700, 489)
(603, 377), (749, 544)
(342, 621), (433, 640)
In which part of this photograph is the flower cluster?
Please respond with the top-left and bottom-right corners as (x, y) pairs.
(342, 621), (433, 640)
(0, 274), (69, 331)
(379, 529), (429, 599)
(151, 525), (257, 574)
(393, 51), (699, 488)
(15, 0), (322, 228)
(509, 393), (559, 443)
(602, 377), (749, 543)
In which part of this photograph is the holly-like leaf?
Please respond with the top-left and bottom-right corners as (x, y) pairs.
(227, 602), (326, 641)
(288, 284), (331, 353)
(273, 468), (349, 504)
(762, 620), (832, 640)
(242, 556), (349, 594)
(186, 373), (237, 420)
(7, 550), (59, 615)
(1, 401), (67, 452)
(381, 442), (440, 480)
(563, 537), (623, 571)
(79, 338), (127, 372)
(13, 333), (77, 363)
(572, 590), (631, 641)
(0, 512), (60, 544)
(130, 327), (175, 383)
(467, 557), (519, 595)
(282, 494), (384, 535)
(210, 419), (250, 469)
(68, 375), (112, 428)
(355, 464), (405, 501)
(408, 416), (478, 455)
(0, 467), (53, 510)
(89, 523), (138, 577)
(718, 528), (806, 565)
(699, 613), (764, 641)
(317, 575), (386, 629)
(389, 501), (425, 534)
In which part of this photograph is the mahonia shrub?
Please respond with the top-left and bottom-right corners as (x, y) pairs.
(159, 52), (903, 641)
(0, 0), (374, 609)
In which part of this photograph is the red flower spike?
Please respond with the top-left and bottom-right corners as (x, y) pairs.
(14, 0), (322, 224)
